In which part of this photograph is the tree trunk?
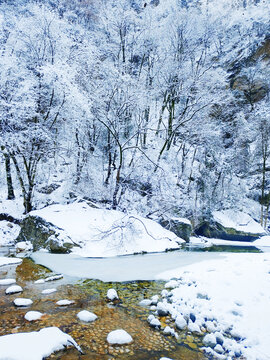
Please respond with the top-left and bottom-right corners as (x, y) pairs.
(3, 153), (15, 200)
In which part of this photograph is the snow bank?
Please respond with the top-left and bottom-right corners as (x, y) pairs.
(30, 202), (185, 257)
(0, 221), (21, 246)
(0, 257), (22, 267)
(253, 236), (270, 247)
(156, 253), (270, 360)
(0, 327), (81, 360)
(213, 210), (265, 234)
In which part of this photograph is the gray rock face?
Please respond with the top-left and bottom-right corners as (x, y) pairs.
(16, 215), (74, 253)
(159, 217), (192, 242)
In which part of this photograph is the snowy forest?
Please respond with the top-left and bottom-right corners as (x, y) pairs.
(0, 0), (269, 227)
(1, 1), (270, 360)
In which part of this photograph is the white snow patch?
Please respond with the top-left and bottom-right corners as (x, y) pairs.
(14, 298), (33, 307)
(24, 311), (43, 321)
(212, 210), (265, 234)
(0, 327), (81, 360)
(77, 310), (97, 322)
(5, 285), (23, 294)
(30, 202), (185, 257)
(107, 329), (133, 344)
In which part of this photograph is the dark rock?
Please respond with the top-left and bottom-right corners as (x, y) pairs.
(189, 313), (196, 323)
(0, 213), (20, 225)
(38, 183), (60, 195)
(159, 217), (192, 242)
(194, 220), (263, 242)
(16, 215), (74, 253)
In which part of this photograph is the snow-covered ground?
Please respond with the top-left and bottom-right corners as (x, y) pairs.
(155, 252), (270, 360)
(0, 327), (81, 360)
(29, 202), (185, 257)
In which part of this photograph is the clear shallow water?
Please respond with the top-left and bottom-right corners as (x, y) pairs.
(0, 258), (205, 360)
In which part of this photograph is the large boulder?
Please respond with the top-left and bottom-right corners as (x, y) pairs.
(195, 210), (266, 242)
(159, 217), (192, 242)
(16, 215), (74, 253)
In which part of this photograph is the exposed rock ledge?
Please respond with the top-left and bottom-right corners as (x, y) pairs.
(195, 210), (266, 242)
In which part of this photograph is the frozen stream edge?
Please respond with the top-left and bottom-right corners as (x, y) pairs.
(31, 251), (223, 282)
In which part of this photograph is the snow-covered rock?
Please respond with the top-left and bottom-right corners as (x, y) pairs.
(0, 327), (81, 360)
(77, 310), (97, 322)
(157, 301), (169, 316)
(42, 288), (57, 295)
(35, 279), (45, 284)
(150, 294), (159, 305)
(56, 299), (74, 306)
(15, 241), (33, 252)
(139, 299), (152, 306)
(175, 314), (187, 330)
(149, 317), (161, 328)
(106, 288), (118, 301)
(26, 202), (185, 257)
(14, 298), (33, 307)
(106, 329), (133, 345)
(0, 278), (16, 286)
(45, 274), (63, 282)
(203, 334), (217, 348)
(163, 326), (175, 336)
(5, 285), (23, 295)
(195, 210), (266, 241)
(24, 311), (43, 321)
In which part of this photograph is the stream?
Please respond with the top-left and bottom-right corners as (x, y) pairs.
(0, 246), (263, 359)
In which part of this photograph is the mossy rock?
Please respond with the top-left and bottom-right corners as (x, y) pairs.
(16, 215), (74, 253)
(159, 217), (192, 242)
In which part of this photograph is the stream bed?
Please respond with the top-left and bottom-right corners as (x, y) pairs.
(0, 257), (206, 360)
